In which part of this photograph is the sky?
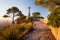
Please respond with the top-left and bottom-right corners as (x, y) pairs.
(0, 0), (50, 18)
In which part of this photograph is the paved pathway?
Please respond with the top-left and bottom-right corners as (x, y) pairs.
(22, 20), (56, 40)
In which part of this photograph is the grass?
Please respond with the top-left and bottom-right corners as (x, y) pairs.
(48, 26), (60, 40)
(0, 22), (33, 40)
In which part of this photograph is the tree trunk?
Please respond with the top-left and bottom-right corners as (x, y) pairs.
(12, 13), (15, 24)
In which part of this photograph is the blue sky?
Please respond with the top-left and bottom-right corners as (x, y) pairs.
(0, 0), (50, 18)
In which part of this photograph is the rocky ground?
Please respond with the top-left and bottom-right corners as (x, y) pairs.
(22, 20), (56, 40)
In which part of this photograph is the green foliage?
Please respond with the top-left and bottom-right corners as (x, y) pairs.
(16, 15), (26, 24)
(16, 11), (23, 16)
(7, 7), (19, 14)
(47, 7), (60, 27)
(25, 17), (33, 23)
(32, 12), (44, 19)
(19, 16), (26, 20)
(33, 16), (44, 19)
(3, 6), (19, 24)
(18, 26), (26, 32)
(15, 11), (27, 24)
(39, 16), (44, 19)
(32, 12), (40, 17)
(3, 15), (9, 18)
(35, 0), (60, 11)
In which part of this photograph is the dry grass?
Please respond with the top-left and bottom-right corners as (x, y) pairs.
(0, 22), (33, 40)
(42, 19), (60, 40)
(49, 26), (60, 40)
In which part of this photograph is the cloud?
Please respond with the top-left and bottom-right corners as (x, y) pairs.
(0, 17), (12, 29)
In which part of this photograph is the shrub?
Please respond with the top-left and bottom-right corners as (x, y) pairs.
(18, 26), (26, 32)
(0, 22), (33, 40)
(0, 25), (19, 40)
(47, 7), (60, 28)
